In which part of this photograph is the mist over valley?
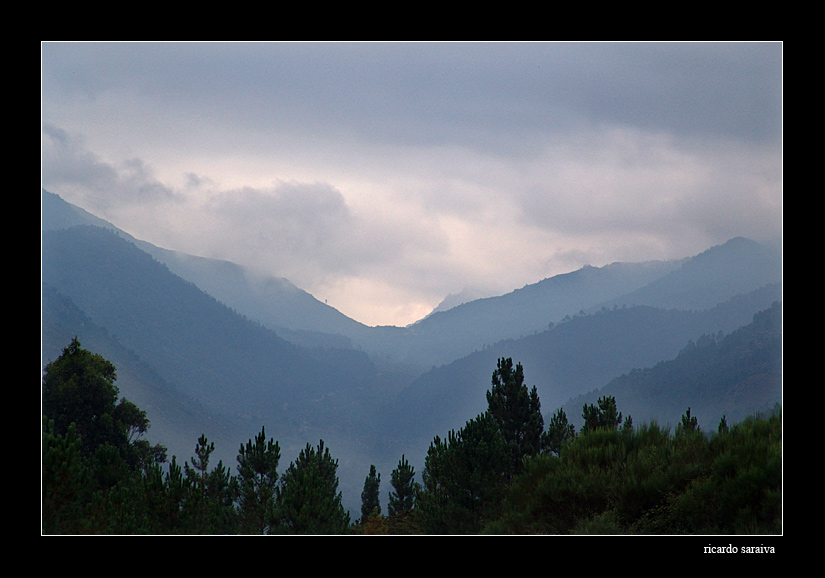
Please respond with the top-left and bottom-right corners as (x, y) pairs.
(41, 190), (782, 517)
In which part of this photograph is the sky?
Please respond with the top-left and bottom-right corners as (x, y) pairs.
(41, 41), (783, 327)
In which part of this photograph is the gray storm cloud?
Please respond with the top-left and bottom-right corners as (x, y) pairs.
(41, 42), (782, 326)
(42, 123), (179, 212)
(201, 181), (450, 285)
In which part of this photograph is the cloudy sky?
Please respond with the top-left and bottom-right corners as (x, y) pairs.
(41, 41), (782, 327)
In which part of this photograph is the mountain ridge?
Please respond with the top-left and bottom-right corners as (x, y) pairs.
(41, 190), (366, 349)
(41, 225), (386, 436)
(41, 282), (232, 461)
(41, 189), (782, 515)
(41, 223), (388, 513)
(42, 189), (781, 375)
(561, 300), (782, 432)
(383, 283), (782, 461)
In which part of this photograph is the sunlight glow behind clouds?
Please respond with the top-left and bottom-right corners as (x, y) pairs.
(41, 42), (782, 327)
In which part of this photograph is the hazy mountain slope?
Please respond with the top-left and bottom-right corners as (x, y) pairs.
(42, 283), (232, 462)
(41, 188), (118, 232)
(360, 260), (684, 370)
(360, 237), (780, 371)
(421, 287), (498, 318)
(386, 283), (782, 462)
(41, 225), (380, 429)
(416, 260), (682, 335)
(588, 236), (782, 313)
(40, 222), (396, 514)
(42, 191), (782, 383)
(42, 189), (366, 350)
(561, 301), (782, 432)
(135, 248), (368, 348)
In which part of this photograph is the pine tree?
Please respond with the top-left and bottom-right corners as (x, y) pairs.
(206, 459), (239, 533)
(581, 395), (623, 434)
(622, 414), (634, 436)
(418, 412), (507, 534)
(275, 440), (350, 534)
(718, 414), (729, 434)
(185, 434), (214, 530)
(486, 357), (547, 478)
(360, 464), (381, 522)
(676, 407), (700, 437)
(185, 434), (238, 534)
(388, 454), (419, 517)
(236, 426), (280, 534)
(158, 455), (191, 533)
(546, 408), (575, 456)
(140, 460), (169, 533)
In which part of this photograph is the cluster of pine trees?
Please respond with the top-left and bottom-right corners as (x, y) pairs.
(42, 338), (781, 535)
(364, 361), (781, 535)
(42, 338), (355, 534)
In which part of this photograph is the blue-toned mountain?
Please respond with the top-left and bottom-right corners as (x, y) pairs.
(41, 189), (782, 513)
(561, 301), (782, 432)
(384, 283), (781, 462)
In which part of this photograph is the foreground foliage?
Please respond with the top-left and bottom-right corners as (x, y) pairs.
(43, 339), (781, 535)
(42, 339), (348, 534)
(484, 410), (781, 534)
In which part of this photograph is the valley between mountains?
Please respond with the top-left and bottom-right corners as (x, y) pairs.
(41, 189), (782, 517)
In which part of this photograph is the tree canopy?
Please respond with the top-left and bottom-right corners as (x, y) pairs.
(275, 440), (350, 534)
(42, 339), (781, 535)
(360, 464), (381, 522)
(486, 357), (548, 478)
(235, 427), (280, 534)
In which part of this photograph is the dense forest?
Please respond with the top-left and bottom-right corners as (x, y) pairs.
(42, 334), (781, 535)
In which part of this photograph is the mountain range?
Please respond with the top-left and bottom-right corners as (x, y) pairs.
(40, 189), (782, 514)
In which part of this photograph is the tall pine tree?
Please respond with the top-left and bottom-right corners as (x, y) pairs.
(275, 440), (350, 534)
(388, 454), (419, 517)
(546, 408), (576, 456)
(360, 464), (381, 522)
(486, 357), (548, 478)
(236, 426), (280, 534)
(185, 434), (238, 534)
(418, 412), (507, 534)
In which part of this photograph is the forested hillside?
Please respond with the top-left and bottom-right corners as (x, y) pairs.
(42, 226), (382, 426)
(42, 283), (233, 459)
(41, 225), (391, 509)
(42, 191), (782, 525)
(43, 337), (781, 535)
(385, 284), (781, 460)
(563, 301), (782, 431)
(41, 189), (367, 349)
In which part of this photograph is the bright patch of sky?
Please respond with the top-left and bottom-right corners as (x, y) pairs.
(42, 41), (782, 327)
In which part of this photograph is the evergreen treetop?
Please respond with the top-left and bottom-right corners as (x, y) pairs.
(360, 464), (381, 521)
(486, 357), (548, 478)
